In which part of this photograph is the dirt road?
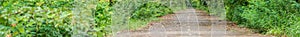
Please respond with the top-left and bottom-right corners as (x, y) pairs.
(114, 9), (273, 37)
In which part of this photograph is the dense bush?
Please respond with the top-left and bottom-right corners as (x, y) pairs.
(0, 0), (74, 37)
(191, 0), (207, 10)
(131, 2), (173, 20)
(226, 0), (300, 36)
(193, 0), (300, 36)
(93, 1), (114, 36)
(0, 0), (173, 37)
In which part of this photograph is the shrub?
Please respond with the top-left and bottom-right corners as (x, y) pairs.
(191, 0), (207, 10)
(0, 0), (174, 37)
(225, 0), (300, 36)
(0, 0), (73, 37)
(193, 0), (300, 36)
(131, 2), (173, 20)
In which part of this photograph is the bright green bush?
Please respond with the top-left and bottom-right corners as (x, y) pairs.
(191, 0), (207, 10)
(131, 2), (173, 20)
(226, 0), (300, 36)
(192, 0), (300, 36)
(0, 0), (173, 37)
(93, 1), (114, 37)
(0, 0), (73, 37)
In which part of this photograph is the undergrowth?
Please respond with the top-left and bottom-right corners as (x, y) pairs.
(192, 0), (300, 37)
(0, 0), (173, 37)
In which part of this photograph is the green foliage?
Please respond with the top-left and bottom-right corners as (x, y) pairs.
(0, 0), (173, 37)
(0, 0), (73, 37)
(93, 1), (115, 37)
(131, 2), (173, 20)
(225, 0), (300, 36)
(192, 0), (300, 36)
(191, 0), (207, 10)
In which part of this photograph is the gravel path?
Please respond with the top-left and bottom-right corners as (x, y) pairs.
(114, 9), (273, 37)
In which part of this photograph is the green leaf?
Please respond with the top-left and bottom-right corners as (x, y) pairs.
(17, 26), (25, 34)
(0, 17), (6, 24)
